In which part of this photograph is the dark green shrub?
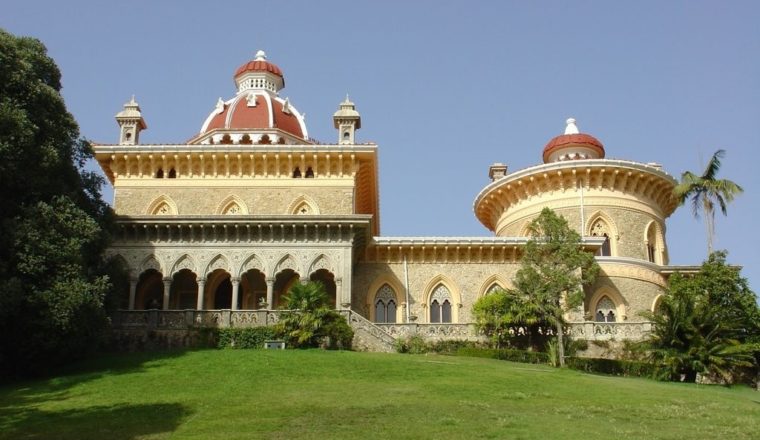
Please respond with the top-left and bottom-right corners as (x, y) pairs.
(566, 357), (659, 378)
(321, 317), (354, 350)
(215, 327), (278, 349)
(456, 347), (550, 364)
(395, 335), (429, 354)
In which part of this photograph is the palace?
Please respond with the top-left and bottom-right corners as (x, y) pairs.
(95, 51), (690, 351)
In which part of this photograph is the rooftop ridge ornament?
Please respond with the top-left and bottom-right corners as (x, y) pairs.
(255, 50), (267, 61)
(565, 117), (580, 135)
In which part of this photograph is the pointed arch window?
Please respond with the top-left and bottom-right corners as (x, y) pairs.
(430, 284), (452, 323)
(486, 283), (503, 295)
(590, 219), (612, 257)
(646, 223), (657, 263)
(374, 284), (397, 323)
(595, 296), (616, 323)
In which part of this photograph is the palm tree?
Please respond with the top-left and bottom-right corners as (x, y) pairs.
(673, 149), (743, 255)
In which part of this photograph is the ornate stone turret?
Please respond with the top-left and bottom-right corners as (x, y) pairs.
(115, 96), (147, 145)
(333, 95), (361, 145)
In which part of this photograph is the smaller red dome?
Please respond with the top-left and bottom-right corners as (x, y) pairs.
(543, 133), (604, 163)
(234, 59), (283, 79)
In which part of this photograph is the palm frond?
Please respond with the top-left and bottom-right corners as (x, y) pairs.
(702, 149), (725, 180)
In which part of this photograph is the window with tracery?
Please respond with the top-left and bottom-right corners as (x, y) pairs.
(486, 283), (503, 295)
(591, 219), (612, 256)
(595, 296), (616, 323)
(374, 284), (397, 323)
(646, 223), (657, 263)
(430, 284), (452, 323)
(223, 202), (242, 215)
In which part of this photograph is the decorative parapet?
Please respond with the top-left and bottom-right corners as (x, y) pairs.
(568, 321), (652, 341)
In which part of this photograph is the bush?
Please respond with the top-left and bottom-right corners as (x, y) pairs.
(566, 357), (659, 378)
(215, 327), (278, 349)
(320, 317), (354, 350)
(456, 347), (551, 364)
(395, 335), (429, 354)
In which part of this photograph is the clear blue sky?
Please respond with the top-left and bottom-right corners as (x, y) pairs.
(3, 1), (758, 290)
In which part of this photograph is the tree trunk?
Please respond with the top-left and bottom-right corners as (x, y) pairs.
(556, 320), (565, 367)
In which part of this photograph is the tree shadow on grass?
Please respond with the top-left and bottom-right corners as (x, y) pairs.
(0, 402), (190, 440)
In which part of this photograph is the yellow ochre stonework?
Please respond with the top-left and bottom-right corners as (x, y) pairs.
(96, 53), (697, 351)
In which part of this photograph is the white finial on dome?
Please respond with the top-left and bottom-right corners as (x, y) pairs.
(215, 97), (225, 114)
(564, 117), (579, 135)
(255, 50), (267, 61)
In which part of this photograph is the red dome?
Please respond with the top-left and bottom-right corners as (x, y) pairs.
(234, 59), (284, 79)
(543, 133), (605, 163)
(202, 94), (305, 139)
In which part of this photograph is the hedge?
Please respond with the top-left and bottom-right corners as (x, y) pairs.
(214, 327), (279, 349)
(565, 356), (658, 378)
(456, 347), (550, 364)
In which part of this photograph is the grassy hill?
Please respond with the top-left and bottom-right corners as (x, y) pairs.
(1, 349), (758, 439)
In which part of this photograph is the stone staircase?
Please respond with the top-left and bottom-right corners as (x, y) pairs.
(340, 310), (397, 353)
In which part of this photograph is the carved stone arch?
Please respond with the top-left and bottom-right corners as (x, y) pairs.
(239, 254), (267, 278)
(140, 254), (164, 275)
(287, 195), (320, 215)
(644, 220), (666, 264)
(519, 221), (533, 237)
(275, 253), (301, 275)
(422, 274), (461, 324)
(170, 254), (199, 276)
(478, 274), (512, 297)
(588, 285), (627, 321)
(651, 294), (664, 313)
(109, 253), (134, 277)
(216, 195), (249, 215)
(307, 254), (336, 276)
(146, 195), (178, 215)
(367, 275), (405, 322)
(586, 210), (619, 256)
(204, 254), (232, 277)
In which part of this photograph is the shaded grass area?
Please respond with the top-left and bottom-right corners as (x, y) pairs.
(1, 349), (759, 439)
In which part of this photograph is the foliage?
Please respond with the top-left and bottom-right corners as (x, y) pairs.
(215, 327), (278, 349)
(275, 281), (353, 349)
(510, 208), (599, 365)
(565, 357), (659, 378)
(673, 149), (743, 255)
(640, 252), (759, 382)
(0, 29), (113, 377)
(456, 347), (551, 364)
(472, 288), (545, 349)
(394, 335), (429, 354)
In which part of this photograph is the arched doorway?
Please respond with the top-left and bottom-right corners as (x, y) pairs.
(207, 269), (239, 309)
(310, 269), (337, 308)
(273, 269), (300, 308)
(241, 269), (267, 309)
(136, 269), (163, 310)
(171, 269), (198, 309)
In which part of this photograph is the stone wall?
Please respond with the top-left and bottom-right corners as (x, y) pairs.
(352, 261), (521, 324)
(114, 185), (355, 216)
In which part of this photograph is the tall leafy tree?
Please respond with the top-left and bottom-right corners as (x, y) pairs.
(641, 252), (758, 382)
(673, 149), (743, 255)
(472, 288), (544, 350)
(513, 208), (599, 366)
(0, 29), (112, 377)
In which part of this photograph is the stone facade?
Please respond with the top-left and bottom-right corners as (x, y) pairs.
(95, 54), (694, 352)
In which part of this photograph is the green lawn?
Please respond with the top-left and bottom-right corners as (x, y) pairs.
(1, 350), (758, 439)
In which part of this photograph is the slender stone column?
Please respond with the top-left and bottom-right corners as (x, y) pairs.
(231, 277), (240, 310)
(128, 277), (138, 310)
(265, 277), (274, 309)
(162, 278), (172, 310)
(197, 278), (206, 310)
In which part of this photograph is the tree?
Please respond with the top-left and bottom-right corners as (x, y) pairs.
(472, 288), (543, 350)
(673, 150), (743, 255)
(0, 29), (112, 377)
(513, 208), (599, 366)
(275, 281), (353, 349)
(641, 252), (759, 382)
